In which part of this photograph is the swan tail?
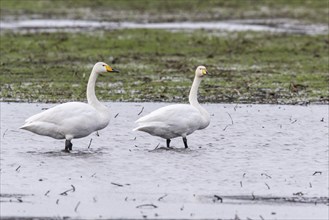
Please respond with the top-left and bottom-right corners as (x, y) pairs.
(132, 126), (144, 132)
(133, 122), (163, 134)
(19, 121), (65, 139)
(20, 121), (32, 130)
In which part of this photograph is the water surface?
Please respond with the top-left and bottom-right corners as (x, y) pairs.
(0, 102), (328, 219)
(1, 19), (327, 35)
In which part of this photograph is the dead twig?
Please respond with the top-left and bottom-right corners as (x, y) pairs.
(234, 104), (238, 111)
(158, 194), (168, 201)
(2, 129), (8, 138)
(227, 112), (234, 124)
(293, 191), (304, 196)
(60, 185), (75, 196)
(213, 195), (223, 203)
(312, 171), (322, 176)
(44, 190), (50, 196)
(153, 143), (160, 150)
(223, 125), (230, 131)
(74, 201), (81, 212)
(114, 113), (119, 118)
(88, 139), (93, 149)
(136, 203), (158, 209)
(138, 106), (144, 115)
(15, 165), (21, 172)
(223, 112), (234, 131)
(111, 182), (124, 187)
(265, 183), (270, 189)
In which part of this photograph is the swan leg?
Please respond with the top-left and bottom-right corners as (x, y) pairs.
(166, 139), (171, 148)
(182, 137), (188, 149)
(64, 140), (72, 152)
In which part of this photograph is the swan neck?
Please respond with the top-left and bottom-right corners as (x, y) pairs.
(189, 75), (202, 107)
(87, 70), (101, 107)
(189, 75), (210, 128)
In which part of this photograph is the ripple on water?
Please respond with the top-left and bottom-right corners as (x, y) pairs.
(24, 148), (105, 158)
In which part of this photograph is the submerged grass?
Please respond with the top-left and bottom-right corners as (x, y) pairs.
(0, 29), (328, 104)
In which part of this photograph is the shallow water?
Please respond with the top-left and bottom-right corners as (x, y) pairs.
(0, 19), (327, 35)
(0, 102), (328, 219)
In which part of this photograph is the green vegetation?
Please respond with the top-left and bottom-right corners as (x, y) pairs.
(0, 0), (328, 104)
(1, 0), (328, 23)
(1, 30), (328, 104)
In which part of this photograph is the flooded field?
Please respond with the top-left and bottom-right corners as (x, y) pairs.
(0, 19), (328, 35)
(0, 102), (328, 219)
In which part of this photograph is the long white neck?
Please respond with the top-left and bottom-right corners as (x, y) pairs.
(189, 75), (202, 107)
(87, 69), (104, 110)
(189, 75), (210, 128)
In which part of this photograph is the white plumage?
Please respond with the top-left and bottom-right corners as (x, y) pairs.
(134, 66), (210, 148)
(20, 62), (119, 152)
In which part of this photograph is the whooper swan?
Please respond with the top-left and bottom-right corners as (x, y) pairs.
(134, 66), (210, 149)
(20, 62), (119, 152)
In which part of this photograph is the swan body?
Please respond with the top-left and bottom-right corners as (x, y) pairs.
(134, 66), (210, 148)
(20, 62), (119, 152)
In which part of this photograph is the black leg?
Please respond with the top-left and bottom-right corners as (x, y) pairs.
(166, 139), (171, 148)
(64, 140), (72, 152)
(183, 137), (188, 149)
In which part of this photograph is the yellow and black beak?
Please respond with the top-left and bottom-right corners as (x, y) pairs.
(202, 69), (209, 75)
(106, 65), (120, 73)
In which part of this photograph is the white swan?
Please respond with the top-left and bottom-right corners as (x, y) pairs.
(20, 62), (119, 152)
(134, 66), (210, 148)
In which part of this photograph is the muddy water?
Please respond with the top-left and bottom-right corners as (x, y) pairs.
(0, 19), (327, 35)
(0, 102), (328, 219)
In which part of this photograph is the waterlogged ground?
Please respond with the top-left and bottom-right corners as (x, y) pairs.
(1, 2), (328, 105)
(1, 102), (328, 219)
(1, 19), (327, 35)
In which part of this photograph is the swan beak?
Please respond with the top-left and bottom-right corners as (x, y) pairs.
(202, 69), (208, 76)
(106, 65), (120, 73)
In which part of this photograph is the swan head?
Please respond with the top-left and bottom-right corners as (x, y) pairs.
(195, 66), (208, 78)
(93, 62), (119, 74)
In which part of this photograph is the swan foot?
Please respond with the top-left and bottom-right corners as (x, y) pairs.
(64, 140), (73, 152)
(183, 137), (189, 149)
(62, 149), (71, 153)
(166, 139), (173, 149)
